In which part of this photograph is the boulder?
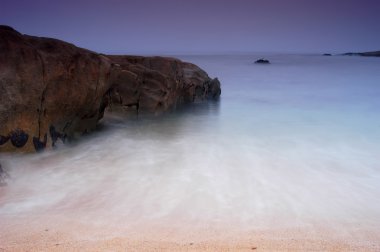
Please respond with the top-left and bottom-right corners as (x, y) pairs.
(0, 26), (221, 152)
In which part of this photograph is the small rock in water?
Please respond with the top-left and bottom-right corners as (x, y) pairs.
(0, 163), (10, 186)
(323, 53), (332, 56)
(254, 58), (270, 64)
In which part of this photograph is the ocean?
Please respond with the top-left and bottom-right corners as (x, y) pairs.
(1, 54), (380, 247)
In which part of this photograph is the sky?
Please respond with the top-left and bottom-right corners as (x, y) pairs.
(1, 0), (380, 54)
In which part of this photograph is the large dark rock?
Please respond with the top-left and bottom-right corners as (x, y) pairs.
(0, 26), (221, 152)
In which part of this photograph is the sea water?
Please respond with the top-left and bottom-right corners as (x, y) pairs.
(1, 54), (380, 237)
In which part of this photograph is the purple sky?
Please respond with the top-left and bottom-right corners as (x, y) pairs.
(1, 0), (380, 54)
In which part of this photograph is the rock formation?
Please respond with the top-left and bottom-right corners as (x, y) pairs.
(0, 25), (221, 152)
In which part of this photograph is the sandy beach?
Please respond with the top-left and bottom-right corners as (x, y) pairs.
(1, 214), (380, 251)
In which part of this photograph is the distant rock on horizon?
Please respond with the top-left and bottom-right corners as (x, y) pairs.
(0, 25), (221, 152)
(342, 51), (380, 57)
(254, 58), (270, 64)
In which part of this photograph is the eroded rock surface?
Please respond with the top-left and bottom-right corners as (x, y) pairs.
(0, 25), (115, 152)
(106, 55), (220, 114)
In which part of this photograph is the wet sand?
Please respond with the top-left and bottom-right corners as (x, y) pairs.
(1, 215), (379, 251)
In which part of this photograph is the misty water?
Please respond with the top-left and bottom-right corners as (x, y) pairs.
(1, 54), (380, 237)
